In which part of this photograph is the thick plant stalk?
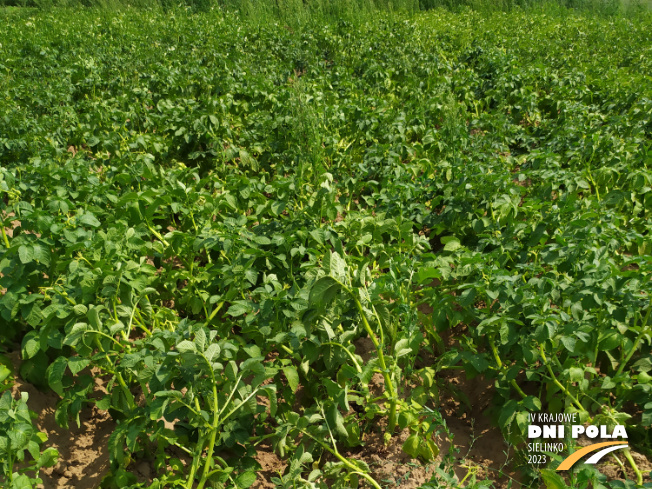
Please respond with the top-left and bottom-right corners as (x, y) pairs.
(204, 300), (225, 328)
(351, 294), (398, 439)
(610, 452), (627, 475)
(191, 352), (223, 489)
(1, 226), (9, 249)
(489, 337), (527, 399)
(189, 352), (261, 489)
(195, 386), (220, 489)
(538, 345), (585, 413)
(185, 433), (204, 489)
(323, 275), (399, 440)
(622, 448), (643, 486)
(147, 222), (169, 247)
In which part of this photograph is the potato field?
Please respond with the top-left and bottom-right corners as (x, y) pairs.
(0, 3), (651, 488)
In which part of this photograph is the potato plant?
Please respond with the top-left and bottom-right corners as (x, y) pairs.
(0, 392), (59, 488)
(0, 4), (651, 488)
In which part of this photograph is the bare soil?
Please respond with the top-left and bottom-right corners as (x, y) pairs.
(8, 352), (115, 489)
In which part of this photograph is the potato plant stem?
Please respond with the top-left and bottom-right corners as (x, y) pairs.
(94, 337), (135, 411)
(615, 300), (651, 378)
(125, 296), (145, 340)
(192, 353), (222, 489)
(298, 429), (382, 489)
(87, 330), (124, 349)
(323, 342), (362, 373)
(5, 452), (13, 484)
(147, 223), (169, 247)
(622, 448), (643, 486)
(185, 433), (204, 489)
(538, 345), (585, 412)
(489, 337), (527, 399)
(610, 452), (627, 475)
(134, 310), (153, 336)
(1, 226), (9, 249)
(190, 352), (260, 489)
(204, 300), (225, 327)
(195, 385), (220, 489)
(351, 294), (398, 438)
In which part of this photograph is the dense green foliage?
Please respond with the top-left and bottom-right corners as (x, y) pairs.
(1, 0), (650, 20)
(0, 5), (651, 488)
(0, 391), (59, 488)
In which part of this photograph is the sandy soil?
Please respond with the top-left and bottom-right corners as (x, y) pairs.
(8, 351), (115, 489)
